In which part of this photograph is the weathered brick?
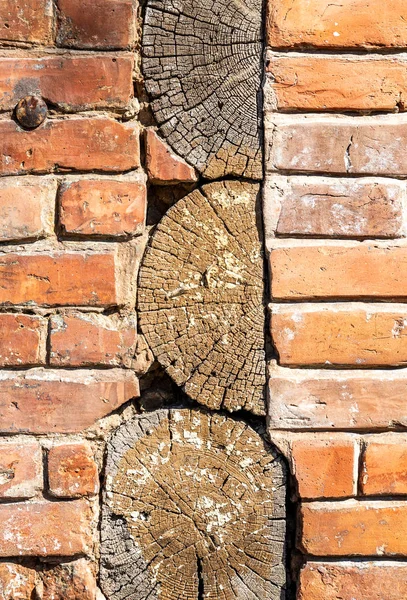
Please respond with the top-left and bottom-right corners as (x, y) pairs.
(264, 176), (404, 240)
(0, 252), (117, 307)
(50, 313), (137, 366)
(268, 365), (407, 430)
(300, 500), (407, 556)
(42, 559), (97, 600)
(299, 562), (407, 600)
(290, 436), (356, 499)
(145, 129), (198, 184)
(266, 0), (407, 49)
(0, 441), (42, 500)
(59, 179), (146, 237)
(0, 177), (56, 242)
(57, 0), (135, 49)
(0, 313), (46, 366)
(48, 443), (99, 498)
(0, 500), (92, 557)
(272, 304), (407, 367)
(0, 368), (139, 434)
(0, 563), (37, 599)
(0, 55), (134, 111)
(0, 0), (53, 44)
(0, 118), (139, 176)
(266, 114), (407, 176)
(361, 437), (407, 496)
(266, 54), (407, 112)
(270, 244), (407, 301)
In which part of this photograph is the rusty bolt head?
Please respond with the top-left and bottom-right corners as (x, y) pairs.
(15, 96), (48, 129)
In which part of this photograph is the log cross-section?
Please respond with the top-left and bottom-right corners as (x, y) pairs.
(100, 409), (286, 600)
(142, 0), (263, 180)
(138, 180), (266, 415)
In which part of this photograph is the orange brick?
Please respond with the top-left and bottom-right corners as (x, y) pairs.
(0, 563), (37, 599)
(42, 559), (97, 600)
(50, 313), (137, 366)
(0, 368), (139, 434)
(48, 443), (99, 498)
(0, 0), (53, 44)
(267, 115), (407, 176)
(291, 437), (356, 499)
(0, 118), (139, 176)
(270, 245), (407, 301)
(59, 179), (146, 237)
(0, 442), (42, 499)
(267, 0), (407, 48)
(268, 366), (407, 431)
(272, 304), (407, 367)
(0, 313), (46, 366)
(0, 177), (55, 242)
(362, 438), (407, 495)
(0, 55), (134, 111)
(300, 500), (407, 556)
(0, 500), (92, 556)
(145, 129), (198, 184)
(264, 176), (404, 239)
(0, 252), (117, 307)
(57, 0), (135, 49)
(299, 562), (407, 600)
(267, 55), (407, 112)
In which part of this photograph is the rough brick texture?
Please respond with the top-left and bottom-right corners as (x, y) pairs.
(0, 313), (46, 366)
(0, 442), (42, 499)
(42, 559), (97, 600)
(0, 0), (53, 44)
(0, 55), (134, 111)
(59, 178), (146, 237)
(361, 437), (407, 496)
(298, 562), (407, 600)
(0, 563), (37, 599)
(48, 443), (99, 498)
(300, 501), (407, 556)
(145, 129), (198, 184)
(0, 500), (93, 557)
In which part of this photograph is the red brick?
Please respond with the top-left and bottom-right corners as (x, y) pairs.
(42, 559), (96, 600)
(268, 365), (407, 430)
(0, 0), (53, 44)
(0, 500), (92, 557)
(300, 500), (407, 556)
(264, 176), (404, 239)
(50, 313), (137, 366)
(0, 563), (37, 599)
(267, 0), (407, 48)
(272, 304), (407, 367)
(0, 368), (139, 434)
(57, 0), (135, 49)
(270, 244), (407, 301)
(267, 54), (407, 112)
(0, 252), (117, 307)
(267, 115), (407, 176)
(0, 55), (134, 111)
(0, 441), (42, 499)
(299, 562), (407, 600)
(362, 438), (407, 496)
(291, 437), (356, 499)
(145, 129), (198, 184)
(48, 443), (99, 498)
(0, 177), (55, 242)
(0, 313), (46, 366)
(59, 179), (146, 237)
(0, 118), (139, 176)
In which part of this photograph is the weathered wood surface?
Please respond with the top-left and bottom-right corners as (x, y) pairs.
(138, 181), (266, 415)
(100, 409), (286, 600)
(142, 0), (263, 180)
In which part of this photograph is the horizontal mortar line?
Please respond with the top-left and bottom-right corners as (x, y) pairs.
(266, 46), (407, 57)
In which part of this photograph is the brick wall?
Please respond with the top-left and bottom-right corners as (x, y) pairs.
(265, 0), (407, 596)
(1, 0), (406, 598)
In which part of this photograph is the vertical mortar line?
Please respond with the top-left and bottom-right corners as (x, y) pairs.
(357, 437), (368, 497)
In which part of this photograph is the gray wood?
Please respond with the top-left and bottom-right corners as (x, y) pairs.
(142, 0), (263, 180)
(138, 180), (267, 415)
(100, 409), (286, 600)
